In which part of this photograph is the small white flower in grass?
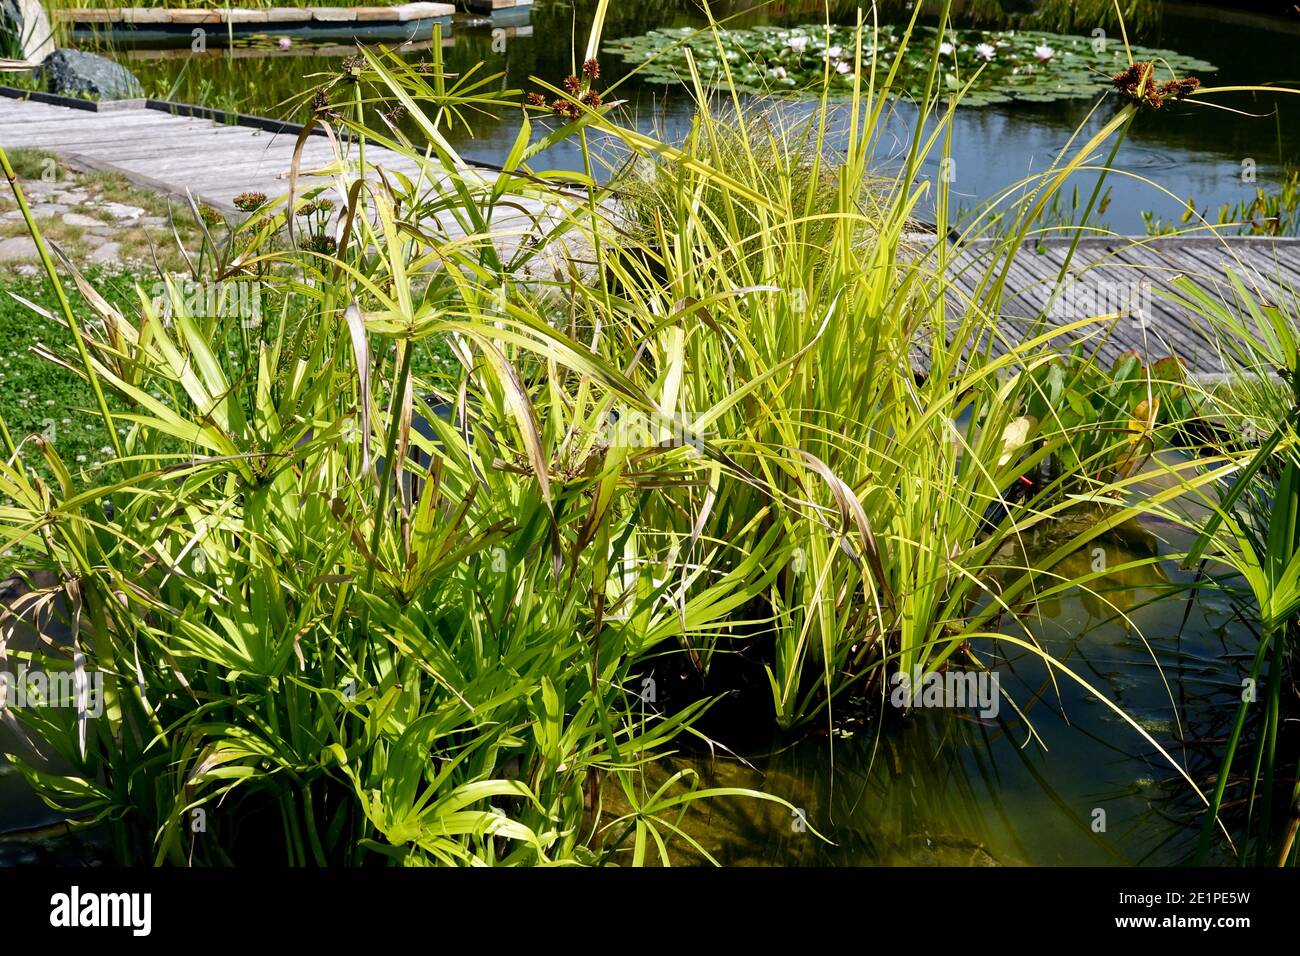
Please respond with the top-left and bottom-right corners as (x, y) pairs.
(939, 41), (954, 56)
(1034, 44), (1055, 62)
(787, 35), (809, 53)
(826, 45), (843, 59)
(975, 43), (996, 61)
(835, 60), (852, 74)
(772, 66), (788, 80)
(76, 455), (86, 463)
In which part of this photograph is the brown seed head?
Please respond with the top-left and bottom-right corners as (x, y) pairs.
(1158, 76), (1200, 101)
(233, 191), (268, 212)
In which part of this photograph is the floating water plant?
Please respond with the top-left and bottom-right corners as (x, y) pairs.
(604, 25), (1215, 106)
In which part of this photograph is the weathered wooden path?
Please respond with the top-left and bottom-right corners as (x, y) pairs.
(2, 92), (1298, 375)
(0, 90), (564, 254)
(946, 235), (1300, 376)
(0, 92), (516, 207)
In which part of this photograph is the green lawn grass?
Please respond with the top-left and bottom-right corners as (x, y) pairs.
(0, 266), (459, 485)
(0, 270), (137, 475)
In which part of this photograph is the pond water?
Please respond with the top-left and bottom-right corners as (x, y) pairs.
(89, 0), (1300, 234)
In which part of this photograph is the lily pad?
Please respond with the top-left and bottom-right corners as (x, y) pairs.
(604, 25), (1216, 107)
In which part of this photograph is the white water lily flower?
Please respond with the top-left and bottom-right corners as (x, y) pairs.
(826, 45), (843, 59)
(974, 43), (996, 61)
(773, 66), (788, 79)
(787, 35), (809, 53)
(1034, 44), (1054, 62)
(835, 60), (852, 74)
(939, 41), (954, 56)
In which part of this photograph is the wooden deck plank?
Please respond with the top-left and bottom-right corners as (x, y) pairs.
(1076, 251), (1201, 368)
(925, 236), (1300, 375)
(0, 97), (461, 211)
(1034, 241), (1215, 367)
(1103, 243), (1226, 363)
(1177, 241), (1297, 303)
(13, 127), (286, 154)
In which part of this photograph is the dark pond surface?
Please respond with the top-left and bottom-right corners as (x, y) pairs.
(90, 1), (1300, 233)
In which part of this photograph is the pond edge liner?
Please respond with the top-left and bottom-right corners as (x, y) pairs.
(0, 84), (510, 176)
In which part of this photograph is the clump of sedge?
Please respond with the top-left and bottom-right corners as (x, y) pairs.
(1112, 62), (1200, 110)
(233, 191), (268, 212)
(537, 58), (606, 119)
(550, 98), (580, 120)
(301, 234), (337, 255)
(342, 55), (366, 81)
(297, 197), (335, 218)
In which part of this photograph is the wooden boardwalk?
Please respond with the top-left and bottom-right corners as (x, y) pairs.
(2, 92), (1298, 375)
(944, 236), (1300, 376)
(0, 92), (564, 253)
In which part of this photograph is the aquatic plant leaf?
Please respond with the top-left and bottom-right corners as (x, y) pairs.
(605, 25), (1215, 107)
